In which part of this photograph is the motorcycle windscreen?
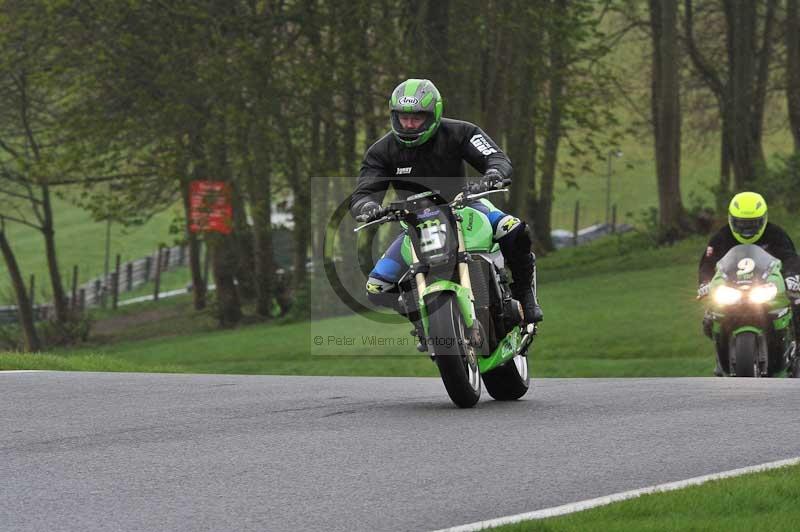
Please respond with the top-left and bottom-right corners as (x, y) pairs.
(407, 202), (459, 265)
(716, 244), (779, 283)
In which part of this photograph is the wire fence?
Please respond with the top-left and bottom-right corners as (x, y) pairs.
(0, 244), (200, 325)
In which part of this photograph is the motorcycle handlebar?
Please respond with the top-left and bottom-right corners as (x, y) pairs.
(352, 180), (511, 232)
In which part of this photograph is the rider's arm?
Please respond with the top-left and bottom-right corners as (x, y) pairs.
(767, 224), (800, 276)
(460, 124), (513, 179)
(350, 141), (392, 218)
(698, 229), (729, 285)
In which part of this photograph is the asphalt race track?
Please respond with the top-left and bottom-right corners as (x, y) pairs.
(2, 372), (799, 532)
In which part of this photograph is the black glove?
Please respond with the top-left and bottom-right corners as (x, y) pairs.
(469, 169), (510, 194)
(483, 168), (503, 184)
(356, 201), (383, 222)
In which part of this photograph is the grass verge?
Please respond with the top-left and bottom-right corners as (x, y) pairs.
(488, 463), (800, 532)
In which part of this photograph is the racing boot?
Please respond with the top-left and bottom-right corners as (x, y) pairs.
(500, 222), (543, 324)
(509, 254), (543, 324)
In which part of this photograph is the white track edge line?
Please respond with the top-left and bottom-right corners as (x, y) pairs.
(0, 370), (44, 373)
(432, 456), (800, 532)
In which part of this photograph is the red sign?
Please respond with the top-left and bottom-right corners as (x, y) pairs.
(189, 180), (233, 234)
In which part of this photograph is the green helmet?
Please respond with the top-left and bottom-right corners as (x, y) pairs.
(728, 191), (768, 244)
(389, 79), (443, 147)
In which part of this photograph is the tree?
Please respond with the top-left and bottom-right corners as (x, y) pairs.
(788, 0), (800, 152)
(684, 0), (778, 192)
(0, 217), (41, 352)
(0, 3), (73, 325)
(649, 0), (690, 238)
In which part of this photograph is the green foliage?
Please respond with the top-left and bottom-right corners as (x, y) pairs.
(756, 153), (800, 213)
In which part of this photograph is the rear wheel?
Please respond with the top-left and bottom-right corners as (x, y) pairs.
(790, 349), (800, 378)
(730, 332), (760, 377)
(482, 352), (530, 401)
(427, 294), (481, 408)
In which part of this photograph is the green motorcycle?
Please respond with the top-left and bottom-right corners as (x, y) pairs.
(355, 180), (537, 408)
(703, 244), (798, 377)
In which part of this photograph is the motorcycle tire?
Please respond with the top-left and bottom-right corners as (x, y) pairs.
(482, 353), (530, 401)
(427, 293), (481, 408)
(730, 332), (760, 377)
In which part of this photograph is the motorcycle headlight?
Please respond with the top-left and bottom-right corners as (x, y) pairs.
(748, 283), (777, 304)
(713, 285), (742, 306)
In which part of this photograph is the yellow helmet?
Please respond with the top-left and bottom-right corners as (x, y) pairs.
(728, 191), (768, 244)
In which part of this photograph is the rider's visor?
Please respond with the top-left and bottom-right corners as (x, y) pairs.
(730, 215), (766, 239)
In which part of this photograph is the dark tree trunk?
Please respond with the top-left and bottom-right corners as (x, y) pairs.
(40, 184), (69, 323)
(719, 122), (732, 211)
(752, 0), (777, 167)
(723, 0), (761, 184)
(685, 0), (773, 193)
(0, 220), (41, 352)
(277, 111), (309, 305)
(506, 3), (541, 244)
(209, 232), (242, 327)
(230, 176), (256, 298)
(207, 111), (242, 327)
(788, 0), (800, 152)
(184, 128), (208, 310)
(424, 0), (449, 92)
(650, 0), (688, 237)
(536, 0), (567, 252)
(250, 120), (275, 318)
(180, 177), (207, 311)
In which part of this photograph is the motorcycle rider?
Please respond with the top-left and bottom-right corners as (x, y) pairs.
(350, 78), (543, 324)
(698, 192), (800, 372)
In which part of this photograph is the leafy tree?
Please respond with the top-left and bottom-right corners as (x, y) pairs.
(649, 0), (691, 238)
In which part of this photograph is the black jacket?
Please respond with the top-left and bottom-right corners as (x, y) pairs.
(698, 222), (800, 284)
(349, 118), (512, 217)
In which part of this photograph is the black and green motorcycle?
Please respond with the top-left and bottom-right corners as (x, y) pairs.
(354, 180), (537, 408)
(703, 244), (798, 377)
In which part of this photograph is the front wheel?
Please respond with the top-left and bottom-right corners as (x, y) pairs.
(427, 294), (481, 408)
(730, 332), (760, 377)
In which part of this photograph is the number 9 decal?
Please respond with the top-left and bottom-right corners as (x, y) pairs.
(737, 258), (755, 276)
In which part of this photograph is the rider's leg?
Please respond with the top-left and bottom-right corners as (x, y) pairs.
(469, 200), (543, 323)
(365, 232), (409, 311)
(366, 232), (426, 349)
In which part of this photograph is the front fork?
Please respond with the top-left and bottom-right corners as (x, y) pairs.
(412, 217), (481, 350)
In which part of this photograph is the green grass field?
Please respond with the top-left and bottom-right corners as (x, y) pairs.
(490, 463), (800, 532)
(0, 231), (714, 376)
(1, 192), (181, 303)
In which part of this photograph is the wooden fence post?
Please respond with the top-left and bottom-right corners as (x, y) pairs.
(163, 247), (171, 271)
(611, 204), (617, 233)
(178, 244), (186, 266)
(126, 262), (133, 291)
(93, 279), (102, 307)
(144, 256), (153, 282)
(112, 254), (121, 307)
(71, 265), (79, 310)
(572, 200), (580, 247)
(79, 289), (86, 312)
(111, 272), (119, 310)
(153, 247), (163, 301)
